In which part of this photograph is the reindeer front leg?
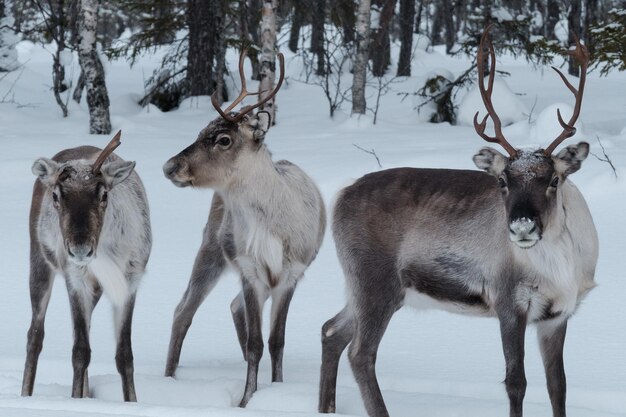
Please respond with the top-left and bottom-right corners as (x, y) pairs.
(22, 247), (55, 397)
(497, 301), (528, 417)
(66, 279), (101, 398)
(114, 293), (137, 401)
(237, 258), (269, 407)
(537, 319), (568, 417)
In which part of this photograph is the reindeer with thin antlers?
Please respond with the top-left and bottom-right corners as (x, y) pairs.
(319, 27), (597, 417)
(163, 50), (326, 407)
(23, 132), (152, 401)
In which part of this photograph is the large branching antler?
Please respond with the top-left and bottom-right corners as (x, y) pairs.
(211, 49), (285, 123)
(543, 39), (589, 156)
(473, 25), (518, 158)
(92, 130), (122, 174)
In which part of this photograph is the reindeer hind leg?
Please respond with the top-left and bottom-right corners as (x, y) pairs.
(319, 306), (354, 413)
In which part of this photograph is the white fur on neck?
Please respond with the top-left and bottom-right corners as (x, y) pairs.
(88, 254), (129, 307)
(515, 180), (597, 318)
(245, 218), (284, 277)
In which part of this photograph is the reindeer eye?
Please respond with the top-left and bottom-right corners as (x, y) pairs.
(498, 177), (507, 188)
(101, 191), (108, 203)
(52, 192), (59, 203)
(217, 135), (232, 148)
(550, 177), (559, 188)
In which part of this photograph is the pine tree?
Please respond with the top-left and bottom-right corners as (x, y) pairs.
(592, 7), (626, 75)
(0, 0), (19, 72)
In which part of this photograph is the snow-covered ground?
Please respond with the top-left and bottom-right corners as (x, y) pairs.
(0, 38), (625, 417)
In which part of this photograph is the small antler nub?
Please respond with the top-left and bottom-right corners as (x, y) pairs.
(92, 130), (122, 174)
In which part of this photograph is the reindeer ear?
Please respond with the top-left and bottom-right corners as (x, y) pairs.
(473, 147), (508, 176)
(101, 160), (135, 189)
(32, 158), (60, 186)
(252, 111), (271, 142)
(553, 141), (589, 177)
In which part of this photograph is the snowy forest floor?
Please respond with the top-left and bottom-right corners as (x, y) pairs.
(0, 38), (625, 417)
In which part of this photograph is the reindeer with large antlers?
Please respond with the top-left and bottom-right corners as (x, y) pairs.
(22, 132), (152, 401)
(163, 50), (326, 407)
(319, 26), (596, 417)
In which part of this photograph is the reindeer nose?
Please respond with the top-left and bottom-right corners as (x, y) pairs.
(66, 239), (95, 263)
(163, 159), (180, 179)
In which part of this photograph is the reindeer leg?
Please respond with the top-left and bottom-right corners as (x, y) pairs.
(238, 275), (268, 407)
(319, 306), (354, 414)
(268, 282), (296, 383)
(348, 299), (397, 417)
(66, 279), (101, 399)
(164, 226), (226, 377)
(497, 305), (528, 417)
(21, 248), (55, 397)
(538, 319), (568, 417)
(114, 293), (138, 401)
(230, 292), (248, 360)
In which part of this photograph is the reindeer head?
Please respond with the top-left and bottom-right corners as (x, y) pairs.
(163, 50), (284, 190)
(471, 26), (589, 249)
(32, 132), (135, 264)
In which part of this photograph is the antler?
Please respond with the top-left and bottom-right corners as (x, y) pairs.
(473, 25), (518, 158)
(92, 130), (122, 174)
(543, 39), (589, 156)
(211, 49), (285, 123)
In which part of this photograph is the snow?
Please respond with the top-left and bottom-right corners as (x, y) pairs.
(529, 103), (584, 145)
(1, 37), (626, 417)
(457, 77), (528, 128)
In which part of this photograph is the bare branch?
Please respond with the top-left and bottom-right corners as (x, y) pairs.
(590, 135), (618, 179)
(353, 144), (382, 169)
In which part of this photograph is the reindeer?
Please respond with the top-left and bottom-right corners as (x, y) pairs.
(319, 27), (597, 417)
(162, 50), (326, 407)
(22, 132), (152, 402)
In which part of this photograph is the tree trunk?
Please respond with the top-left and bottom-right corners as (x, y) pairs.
(52, 0), (68, 117)
(431, 1), (443, 45)
(397, 0), (415, 76)
(311, 0), (326, 75)
(583, 0), (598, 56)
(248, 0), (262, 80)
(258, 0), (278, 123)
(414, 0), (423, 34)
(568, 0), (581, 76)
(187, 0), (215, 96)
(443, 0), (454, 53)
(336, 0), (356, 45)
(288, 0), (304, 52)
(73, 69), (85, 103)
(77, 0), (111, 134)
(545, 0), (559, 40)
(370, 0), (396, 77)
(214, 0), (227, 105)
(352, 0), (371, 115)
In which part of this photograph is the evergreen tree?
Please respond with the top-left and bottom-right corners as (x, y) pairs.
(592, 7), (626, 75)
(0, 0), (19, 72)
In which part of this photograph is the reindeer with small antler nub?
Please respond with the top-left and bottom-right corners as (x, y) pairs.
(163, 50), (326, 407)
(319, 26), (597, 417)
(23, 132), (152, 402)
